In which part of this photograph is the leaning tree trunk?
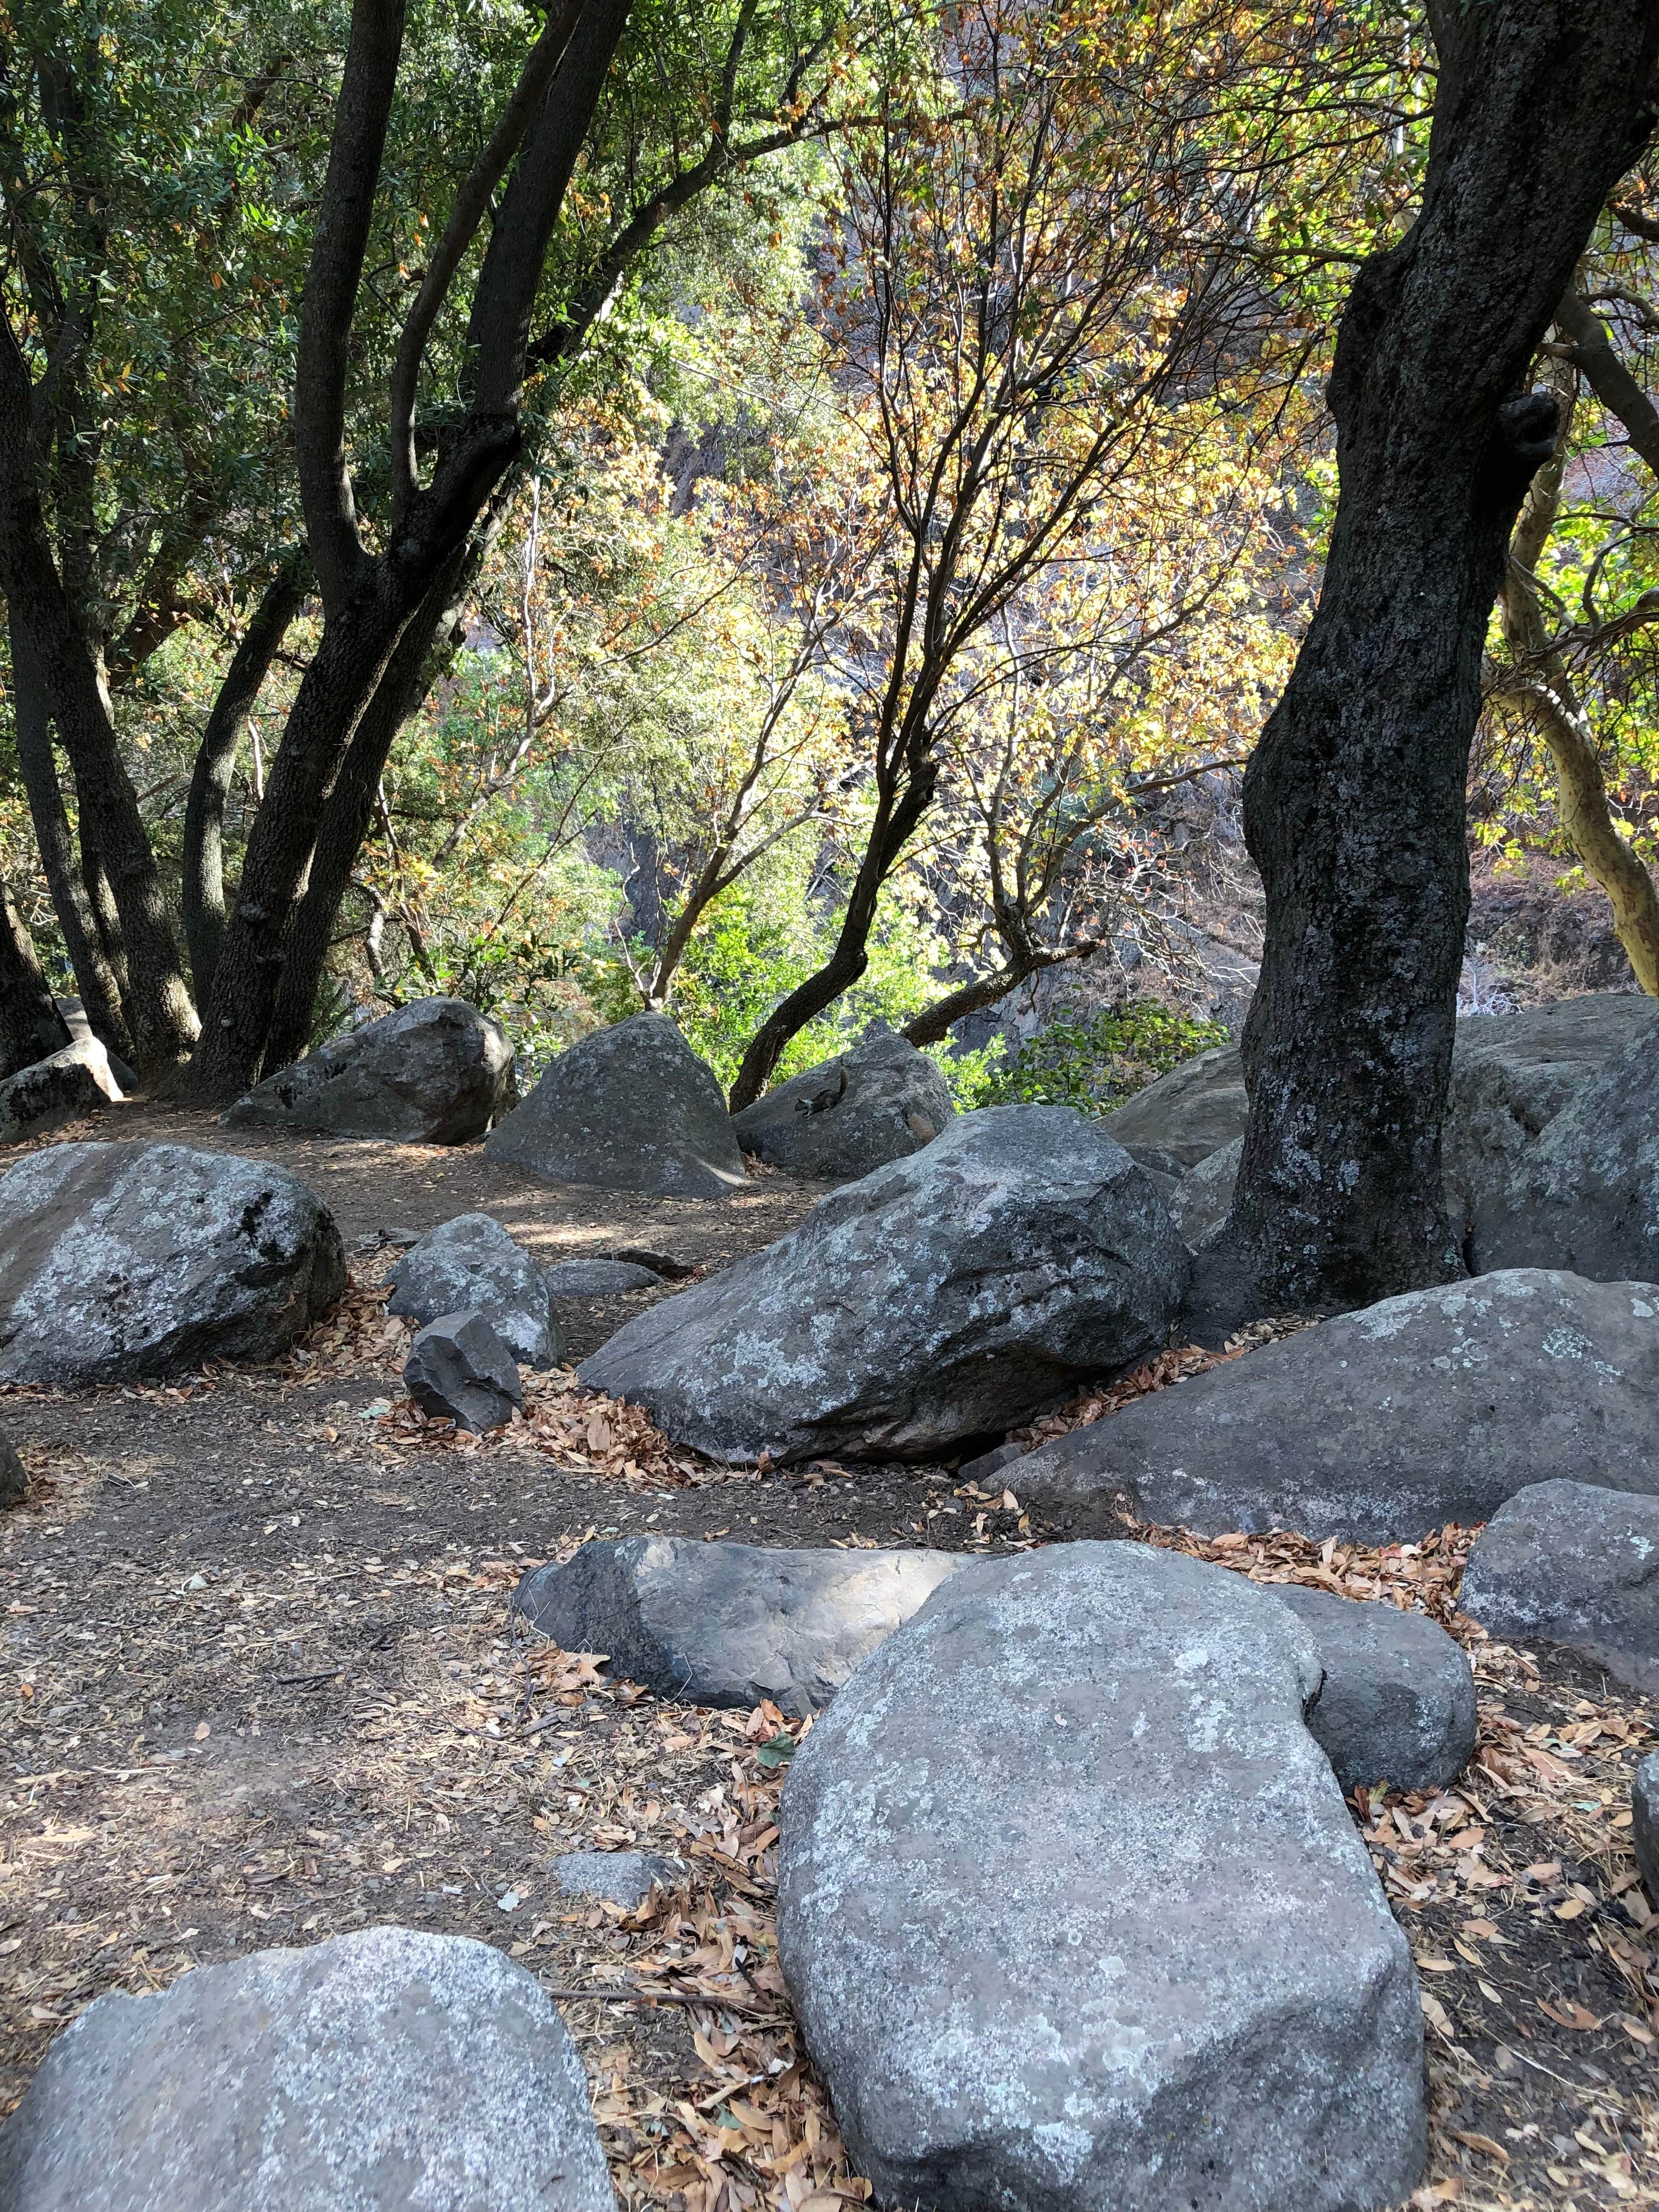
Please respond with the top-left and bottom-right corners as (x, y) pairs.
(0, 889), (71, 1077)
(1226, 0), (1659, 1312)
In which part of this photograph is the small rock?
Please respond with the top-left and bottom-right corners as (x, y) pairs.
(955, 1440), (1024, 1488)
(1170, 1132), (1243, 1248)
(578, 1107), (1189, 1463)
(777, 1543), (1425, 2212)
(224, 996), (516, 1144)
(404, 1312), (522, 1433)
(730, 1024), (956, 1180)
(1018, 1269), (1659, 1543)
(555, 1850), (684, 1910)
(486, 1012), (744, 1198)
(545, 1259), (664, 1297)
(612, 1245), (697, 1279)
(0, 1142), (345, 1386)
(1269, 1584), (1476, 1793)
(1635, 1753), (1658, 1904)
(388, 1213), (561, 1367)
(0, 1036), (123, 1144)
(1458, 1479), (1659, 1691)
(514, 1537), (969, 1717)
(0, 1925), (615, 2212)
(1, 1436), (25, 1509)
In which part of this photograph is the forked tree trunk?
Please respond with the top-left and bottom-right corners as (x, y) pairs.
(1226, 0), (1659, 1311)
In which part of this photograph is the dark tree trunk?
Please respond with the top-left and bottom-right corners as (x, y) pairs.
(0, 888), (72, 1077)
(181, 558), (306, 1005)
(1226, 0), (1659, 1311)
(8, 623), (137, 1063)
(0, 318), (199, 1074)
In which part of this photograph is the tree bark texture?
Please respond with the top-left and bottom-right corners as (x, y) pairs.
(1228, 0), (1659, 1310)
(0, 887), (72, 1077)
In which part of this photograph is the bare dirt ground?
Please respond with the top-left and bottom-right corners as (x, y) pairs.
(2, 1098), (1656, 2210)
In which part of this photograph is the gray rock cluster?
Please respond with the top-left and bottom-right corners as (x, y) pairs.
(225, 996), (516, 1145)
(1458, 1479), (1659, 1691)
(389, 1212), (562, 1367)
(514, 1536), (967, 1716)
(0, 1141), (345, 1385)
(1272, 1583), (1475, 1793)
(578, 1106), (1189, 1463)
(777, 1543), (1426, 2212)
(1018, 1269), (1659, 1543)
(0, 1035), (125, 1145)
(0, 1926), (616, 2212)
(486, 1011), (746, 1198)
(404, 1312), (522, 1432)
(730, 1024), (955, 1179)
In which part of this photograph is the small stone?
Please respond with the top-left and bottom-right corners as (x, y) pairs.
(0, 1436), (25, 1509)
(388, 1213), (561, 1367)
(956, 1440), (1024, 1488)
(1269, 1583), (1476, 1793)
(1634, 1753), (1658, 1904)
(544, 1259), (664, 1297)
(555, 1850), (684, 1910)
(1458, 1479), (1659, 1691)
(403, 1312), (522, 1433)
(0, 1926), (615, 2212)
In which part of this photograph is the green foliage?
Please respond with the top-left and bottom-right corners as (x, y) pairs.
(983, 998), (1229, 1116)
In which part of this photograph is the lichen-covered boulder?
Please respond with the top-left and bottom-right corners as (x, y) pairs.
(0, 1142), (344, 1385)
(1019, 1269), (1659, 1544)
(485, 1012), (745, 1198)
(0, 1926), (616, 2212)
(777, 1543), (1426, 2212)
(388, 1213), (560, 1367)
(224, 997), (515, 1144)
(578, 1107), (1189, 1463)
(0, 1037), (123, 1144)
(1458, 1479), (1659, 1691)
(730, 1025), (955, 1179)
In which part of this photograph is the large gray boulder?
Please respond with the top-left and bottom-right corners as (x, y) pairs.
(514, 1536), (967, 1716)
(1458, 1479), (1659, 1691)
(0, 1036), (123, 1144)
(1018, 1269), (1659, 1544)
(388, 1213), (561, 1367)
(225, 996), (515, 1145)
(404, 1311), (522, 1433)
(0, 1142), (345, 1386)
(1635, 1753), (1658, 1904)
(578, 1107), (1189, 1463)
(730, 1024), (955, 1179)
(1469, 1008), (1659, 1280)
(1271, 1584), (1476, 1793)
(777, 1543), (1426, 2212)
(1100, 1043), (1246, 1169)
(485, 1012), (745, 1199)
(0, 1925), (615, 2212)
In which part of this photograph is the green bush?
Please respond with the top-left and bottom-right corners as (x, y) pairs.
(983, 998), (1229, 1116)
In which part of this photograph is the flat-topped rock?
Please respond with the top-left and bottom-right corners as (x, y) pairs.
(388, 1213), (560, 1367)
(1019, 1269), (1659, 1543)
(578, 1107), (1189, 1463)
(485, 1012), (745, 1199)
(555, 1850), (684, 1909)
(0, 1926), (615, 2212)
(545, 1258), (663, 1297)
(1458, 1479), (1659, 1691)
(777, 1543), (1425, 2212)
(514, 1536), (969, 1717)
(0, 1142), (344, 1385)
(224, 996), (515, 1144)
(730, 1025), (955, 1179)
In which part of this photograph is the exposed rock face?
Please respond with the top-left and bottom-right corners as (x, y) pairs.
(1635, 1753), (1658, 1904)
(0, 1435), (24, 1509)
(0, 1037), (124, 1144)
(485, 1012), (746, 1198)
(0, 1142), (345, 1386)
(545, 1258), (664, 1297)
(224, 997), (515, 1144)
(403, 1311), (522, 1432)
(578, 1107), (1190, 1463)
(1100, 1043), (1248, 1168)
(1271, 1584), (1476, 1793)
(0, 1925), (616, 2212)
(555, 1850), (684, 1909)
(1458, 1479), (1659, 1692)
(777, 1544), (1425, 2212)
(388, 1213), (561, 1367)
(1469, 1010), (1659, 1282)
(730, 1025), (955, 1179)
(1018, 1271), (1659, 1544)
(513, 1537), (968, 1717)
